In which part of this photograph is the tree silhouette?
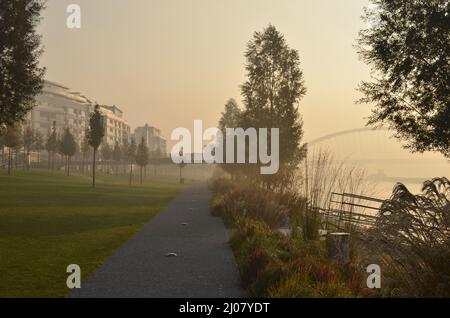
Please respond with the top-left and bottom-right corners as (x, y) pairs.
(87, 105), (105, 188)
(135, 137), (149, 185)
(218, 98), (242, 180)
(241, 25), (307, 189)
(0, 0), (45, 128)
(357, 0), (450, 158)
(59, 128), (77, 176)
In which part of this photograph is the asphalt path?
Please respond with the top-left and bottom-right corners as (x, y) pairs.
(70, 183), (244, 298)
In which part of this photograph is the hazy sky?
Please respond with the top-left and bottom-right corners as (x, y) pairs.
(38, 0), (373, 145)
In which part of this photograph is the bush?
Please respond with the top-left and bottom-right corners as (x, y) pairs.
(210, 178), (288, 228)
(230, 217), (372, 297)
(366, 177), (450, 297)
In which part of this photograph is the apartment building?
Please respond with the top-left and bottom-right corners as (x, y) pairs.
(133, 124), (167, 157)
(99, 105), (131, 146)
(26, 80), (92, 143)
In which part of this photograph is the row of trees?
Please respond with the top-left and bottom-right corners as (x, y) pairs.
(0, 122), (78, 175)
(0, 106), (158, 186)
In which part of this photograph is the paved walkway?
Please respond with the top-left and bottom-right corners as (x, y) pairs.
(70, 183), (244, 298)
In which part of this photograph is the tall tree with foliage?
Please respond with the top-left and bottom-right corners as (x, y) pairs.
(218, 98), (242, 180)
(4, 124), (22, 174)
(357, 0), (450, 158)
(135, 137), (149, 185)
(241, 25), (307, 189)
(127, 137), (137, 185)
(23, 126), (36, 170)
(86, 105), (105, 188)
(59, 128), (77, 176)
(0, 0), (46, 128)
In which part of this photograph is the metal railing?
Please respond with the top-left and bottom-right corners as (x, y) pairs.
(319, 192), (385, 231)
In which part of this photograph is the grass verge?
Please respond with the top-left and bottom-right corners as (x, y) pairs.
(0, 169), (185, 297)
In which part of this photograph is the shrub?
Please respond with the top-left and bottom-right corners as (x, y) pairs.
(210, 178), (288, 228)
(230, 216), (371, 297)
(366, 177), (450, 297)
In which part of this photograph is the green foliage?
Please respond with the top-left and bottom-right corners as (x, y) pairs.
(218, 99), (242, 179)
(127, 137), (137, 161)
(135, 137), (149, 167)
(4, 124), (22, 148)
(87, 105), (105, 151)
(59, 128), (77, 157)
(0, 0), (46, 127)
(229, 217), (370, 298)
(357, 0), (450, 157)
(210, 178), (287, 228)
(241, 25), (307, 188)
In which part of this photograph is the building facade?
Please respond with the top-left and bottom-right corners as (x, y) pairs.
(133, 124), (167, 157)
(26, 81), (92, 144)
(99, 105), (131, 146)
(26, 81), (131, 147)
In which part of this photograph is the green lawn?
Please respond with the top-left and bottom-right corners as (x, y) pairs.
(0, 169), (186, 297)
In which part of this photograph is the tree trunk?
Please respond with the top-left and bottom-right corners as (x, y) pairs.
(140, 166), (143, 185)
(67, 156), (70, 176)
(92, 149), (96, 188)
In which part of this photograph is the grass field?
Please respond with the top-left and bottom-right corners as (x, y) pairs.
(0, 168), (186, 297)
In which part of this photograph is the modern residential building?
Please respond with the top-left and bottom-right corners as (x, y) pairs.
(25, 81), (131, 147)
(24, 80), (165, 154)
(98, 105), (131, 146)
(133, 124), (167, 157)
(26, 80), (93, 143)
